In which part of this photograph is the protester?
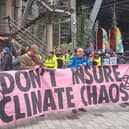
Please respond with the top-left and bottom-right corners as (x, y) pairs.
(68, 48), (92, 113)
(64, 50), (73, 66)
(72, 49), (77, 58)
(25, 45), (30, 52)
(55, 48), (64, 68)
(0, 47), (13, 71)
(68, 48), (92, 68)
(88, 51), (95, 62)
(18, 47), (26, 55)
(12, 47), (26, 70)
(20, 44), (41, 70)
(92, 53), (102, 66)
(44, 51), (57, 69)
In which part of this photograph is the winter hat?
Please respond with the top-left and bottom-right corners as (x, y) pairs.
(3, 47), (10, 52)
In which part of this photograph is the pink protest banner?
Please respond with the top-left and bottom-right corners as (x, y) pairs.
(0, 65), (129, 126)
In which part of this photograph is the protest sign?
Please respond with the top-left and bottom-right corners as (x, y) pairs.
(110, 57), (117, 65)
(0, 65), (129, 126)
(102, 57), (110, 65)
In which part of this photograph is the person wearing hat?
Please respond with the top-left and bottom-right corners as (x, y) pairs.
(44, 51), (57, 69)
(0, 47), (13, 71)
(20, 44), (41, 70)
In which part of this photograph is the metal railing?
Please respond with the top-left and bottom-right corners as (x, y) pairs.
(9, 18), (47, 54)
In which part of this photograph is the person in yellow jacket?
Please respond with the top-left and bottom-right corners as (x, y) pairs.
(44, 52), (57, 69)
(55, 48), (65, 68)
(92, 54), (102, 66)
(64, 50), (73, 66)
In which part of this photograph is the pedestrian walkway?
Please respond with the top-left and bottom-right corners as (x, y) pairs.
(2, 105), (129, 129)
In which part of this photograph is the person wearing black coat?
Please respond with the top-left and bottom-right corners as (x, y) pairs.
(0, 47), (13, 71)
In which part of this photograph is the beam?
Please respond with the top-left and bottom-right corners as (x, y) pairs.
(46, 0), (53, 51)
(37, 0), (71, 15)
(89, 0), (103, 29)
(70, 0), (77, 49)
(102, 0), (129, 9)
(21, 0), (33, 26)
(47, 24), (53, 51)
(15, 0), (22, 24)
(36, 0), (53, 11)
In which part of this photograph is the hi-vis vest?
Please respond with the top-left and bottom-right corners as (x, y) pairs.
(44, 58), (57, 69)
(93, 57), (102, 66)
(64, 54), (71, 65)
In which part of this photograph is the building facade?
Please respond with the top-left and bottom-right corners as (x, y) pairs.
(0, 0), (22, 35)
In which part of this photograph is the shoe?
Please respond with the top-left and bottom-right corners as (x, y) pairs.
(72, 109), (77, 113)
(40, 114), (45, 117)
(79, 108), (87, 112)
(125, 103), (129, 106)
(120, 104), (127, 108)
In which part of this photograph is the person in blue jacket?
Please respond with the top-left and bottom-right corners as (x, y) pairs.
(68, 48), (92, 114)
(68, 48), (92, 68)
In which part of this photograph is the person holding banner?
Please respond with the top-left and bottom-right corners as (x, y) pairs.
(20, 44), (41, 70)
(68, 48), (92, 113)
(0, 47), (13, 71)
(92, 54), (102, 66)
(55, 48), (65, 68)
(44, 51), (57, 69)
(68, 48), (92, 68)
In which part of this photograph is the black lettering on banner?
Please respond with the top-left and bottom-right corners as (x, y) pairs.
(24, 94), (32, 117)
(71, 69), (75, 84)
(66, 87), (75, 108)
(109, 84), (119, 103)
(31, 91), (42, 115)
(14, 96), (25, 120)
(121, 75), (129, 90)
(0, 96), (13, 122)
(112, 65), (121, 82)
(103, 66), (114, 82)
(93, 66), (104, 83)
(98, 85), (109, 104)
(120, 83), (129, 101)
(0, 73), (14, 94)
(84, 66), (93, 84)
(40, 68), (45, 76)
(29, 70), (41, 88)
(81, 86), (88, 106)
(71, 67), (85, 84)
(43, 90), (57, 111)
(47, 70), (56, 87)
(15, 71), (31, 92)
(54, 88), (64, 109)
(87, 86), (97, 105)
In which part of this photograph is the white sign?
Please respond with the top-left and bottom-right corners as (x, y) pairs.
(110, 57), (117, 65)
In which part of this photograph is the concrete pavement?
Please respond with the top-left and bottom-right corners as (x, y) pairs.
(2, 105), (129, 129)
